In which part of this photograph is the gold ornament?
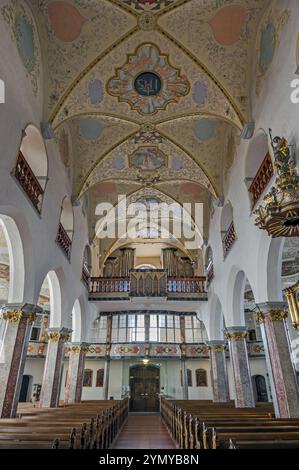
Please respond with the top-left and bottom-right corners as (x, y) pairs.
(255, 312), (265, 324)
(254, 130), (299, 237)
(2, 310), (23, 324)
(47, 332), (61, 342)
(267, 309), (288, 322)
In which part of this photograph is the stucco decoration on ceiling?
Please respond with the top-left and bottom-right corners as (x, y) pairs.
(48, 1), (88, 42)
(1, 0), (40, 95)
(121, 0), (176, 11)
(208, 5), (247, 46)
(255, 7), (290, 95)
(134, 125), (163, 144)
(107, 43), (190, 115)
(193, 119), (218, 141)
(159, 0), (269, 121)
(129, 147), (167, 170)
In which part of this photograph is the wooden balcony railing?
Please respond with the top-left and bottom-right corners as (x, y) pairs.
(56, 222), (72, 259)
(130, 269), (167, 297)
(89, 272), (207, 298)
(222, 222), (237, 258)
(248, 152), (274, 208)
(15, 151), (44, 213)
(168, 277), (206, 294)
(82, 264), (90, 288)
(206, 263), (214, 286)
(89, 277), (130, 294)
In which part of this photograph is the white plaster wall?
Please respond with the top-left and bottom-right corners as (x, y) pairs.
(0, 4), (90, 338)
(24, 356), (270, 403)
(203, 0), (299, 332)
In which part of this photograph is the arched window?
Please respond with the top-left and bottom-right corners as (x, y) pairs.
(14, 125), (48, 213)
(196, 369), (208, 387)
(245, 133), (274, 209)
(56, 197), (74, 259)
(96, 369), (105, 387)
(83, 369), (93, 387)
(220, 202), (236, 258)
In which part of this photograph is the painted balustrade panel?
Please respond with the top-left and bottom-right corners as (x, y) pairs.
(130, 269), (167, 297)
(248, 152), (274, 208)
(15, 151), (44, 212)
(56, 222), (72, 259)
(222, 222), (237, 258)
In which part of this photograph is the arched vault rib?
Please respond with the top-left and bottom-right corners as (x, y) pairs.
(53, 112), (141, 131)
(77, 130), (218, 198)
(156, 25), (246, 127)
(49, 25), (139, 125)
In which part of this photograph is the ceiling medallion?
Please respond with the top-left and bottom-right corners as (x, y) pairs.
(107, 43), (190, 115)
(254, 130), (299, 237)
(138, 11), (156, 31)
(122, 1), (176, 11)
(134, 124), (162, 144)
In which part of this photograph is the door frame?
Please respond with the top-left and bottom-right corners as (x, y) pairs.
(129, 363), (160, 412)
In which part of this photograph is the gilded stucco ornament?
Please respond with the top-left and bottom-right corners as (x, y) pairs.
(284, 282), (299, 332)
(268, 309), (288, 322)
(2, 310), (23, 324)
(107, 43), (190, 115)
(225, 331), (247, 341)
(254, 130), (299, 237)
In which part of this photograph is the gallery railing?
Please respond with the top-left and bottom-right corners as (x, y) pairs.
(222, 222), (237, 258)
(206, 263), (214, 287)
(82, 264), (90, 288)
(56, 222), (72, 260)
(89, 271), (207, 299)
(248, 152), (274, 208)
(14, 151), (44, 213)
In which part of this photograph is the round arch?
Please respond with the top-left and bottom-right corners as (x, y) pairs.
(20, 124), (48, 190)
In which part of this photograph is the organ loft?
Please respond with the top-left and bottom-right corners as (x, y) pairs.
(0, 0), (299, 452)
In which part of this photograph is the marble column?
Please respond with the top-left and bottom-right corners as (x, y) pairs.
(256, 303), (299, 418)
(0, 304), (41, 418)
(207, 341), (230, 403)
(225, 327), (255, 408)
(180, 344), (188, 400)
(39, 328), (71, 408)
(103, 315), (112, 400)
(65, 343), (89, 404)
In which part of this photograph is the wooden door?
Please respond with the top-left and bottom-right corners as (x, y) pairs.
(129, 365), (160, 412)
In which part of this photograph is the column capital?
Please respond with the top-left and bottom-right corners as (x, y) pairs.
(47, 327), (72, 343)
(256, 301), (287, 313)
(206, 340), (226, 352)
(255, 306), (288, 323)
(224, 326), (247, 341)
(0, 303), (42, 324)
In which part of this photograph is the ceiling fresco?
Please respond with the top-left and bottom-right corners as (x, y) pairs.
(2, 0), (280, 249)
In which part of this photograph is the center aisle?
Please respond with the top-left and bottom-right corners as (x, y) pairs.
(113, 414), (176, 449)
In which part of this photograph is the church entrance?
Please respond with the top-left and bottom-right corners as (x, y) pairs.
(129, 365), (160, 412)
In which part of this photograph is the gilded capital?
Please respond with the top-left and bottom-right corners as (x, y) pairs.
(47, 331), (61, 342)
(27, 313), (37, 325)
(267, 309), (288, 322)
(255, 312), (265, 324)
(225, 331), (247, 341)
(2, 310), (23, 324)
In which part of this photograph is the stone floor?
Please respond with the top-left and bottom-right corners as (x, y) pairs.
(113, 414), (176, 449)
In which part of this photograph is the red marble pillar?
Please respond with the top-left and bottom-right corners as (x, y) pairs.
(39, 328), (71, 408)
(256, 306), (299, 418)
(0, 305), (38, 418)
(225, 327), (255, 408)
(208, 341), (230, 403)
(65, 343), (89, 404)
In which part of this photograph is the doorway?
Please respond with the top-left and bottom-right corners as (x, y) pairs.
(129, 365), (160, 412)
(19, 375), (31, 402)
(252, 375), (268, 402)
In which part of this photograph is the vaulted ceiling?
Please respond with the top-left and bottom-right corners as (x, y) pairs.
(27, 0), (272, 241)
